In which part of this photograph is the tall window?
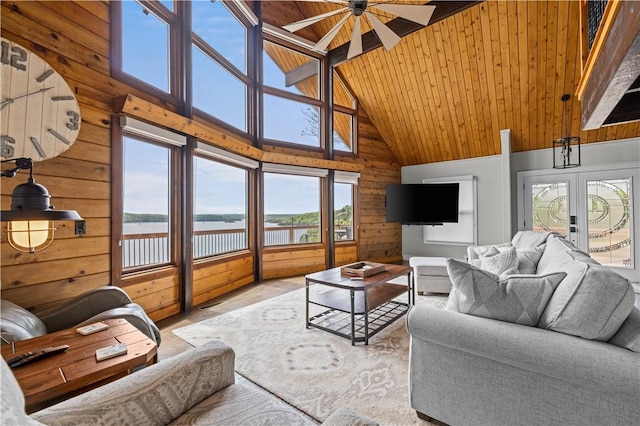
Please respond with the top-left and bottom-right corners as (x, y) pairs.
(120, 0), (172, 93)
(262, 39), (322, 148)
(334, 183), (354, 241)
(333, 69), (357, 153)
(122, 137), (172, 269)
(119, 118), (185, 271)
(192, 0), (249, 132)
(193, 156), (250, 258)
(263, 170), (323, 246)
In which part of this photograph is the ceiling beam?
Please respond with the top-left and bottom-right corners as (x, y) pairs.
(328, 0), (484, 66)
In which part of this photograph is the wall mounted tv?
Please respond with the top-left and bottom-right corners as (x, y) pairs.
(386, 183), (459, 225)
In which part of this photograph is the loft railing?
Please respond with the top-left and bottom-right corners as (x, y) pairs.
(122, 225), (352, 269)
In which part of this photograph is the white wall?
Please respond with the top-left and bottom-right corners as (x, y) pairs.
(401, 155), (505, 260)
(401, 137), (640, 260)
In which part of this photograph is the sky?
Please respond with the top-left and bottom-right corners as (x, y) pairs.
(121, 0), (351, 216)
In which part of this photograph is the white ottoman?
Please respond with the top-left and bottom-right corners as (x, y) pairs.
(409, 257), (452, 294)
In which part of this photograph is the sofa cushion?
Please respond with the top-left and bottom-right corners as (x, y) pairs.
(510, 230), (552, 249)
(538, 259), (635, 341)
(445, 259), (566, 326)
(608, 307), (640, 352)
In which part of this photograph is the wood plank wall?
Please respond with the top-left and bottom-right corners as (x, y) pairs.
(0, 1), (401, 320)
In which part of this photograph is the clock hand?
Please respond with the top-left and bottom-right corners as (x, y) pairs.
(0, 87), (54, 110)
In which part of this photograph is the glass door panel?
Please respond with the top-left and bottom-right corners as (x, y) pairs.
(521, 165), (639, 284)
(523, 175), (577, 245)
(585, 178), (633, 268)
(531, 182), (569, 237)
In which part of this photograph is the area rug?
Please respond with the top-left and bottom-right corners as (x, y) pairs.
(173, 286), (447, 426)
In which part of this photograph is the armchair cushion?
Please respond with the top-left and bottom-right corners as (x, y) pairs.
(0, 300), (47, 342)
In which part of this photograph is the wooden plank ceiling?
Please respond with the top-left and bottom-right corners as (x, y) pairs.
(260, 0), (640, 166)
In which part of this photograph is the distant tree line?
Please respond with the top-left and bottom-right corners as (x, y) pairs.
(124, 205), (352, 226)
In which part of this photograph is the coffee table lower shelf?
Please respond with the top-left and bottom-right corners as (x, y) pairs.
(308, 300), (409, 345)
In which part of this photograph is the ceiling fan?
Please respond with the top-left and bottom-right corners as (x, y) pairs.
(283, 1), (436, 60)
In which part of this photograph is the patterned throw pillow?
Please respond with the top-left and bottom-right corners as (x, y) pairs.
(470, 246), (519, 276)
(445, 259), (566, 326)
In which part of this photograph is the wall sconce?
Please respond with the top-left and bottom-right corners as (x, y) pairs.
(553, 94), (581, 169)
(1, 158), (82, 253)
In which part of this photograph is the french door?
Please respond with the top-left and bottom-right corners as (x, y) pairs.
(519, 163), (639, 284)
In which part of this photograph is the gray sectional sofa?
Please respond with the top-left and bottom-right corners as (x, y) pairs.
(407, 232), (640, 426)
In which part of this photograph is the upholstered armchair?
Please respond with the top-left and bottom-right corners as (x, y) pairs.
(0, 286), (161, 345)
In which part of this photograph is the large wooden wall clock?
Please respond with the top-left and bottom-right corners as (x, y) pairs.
(1, 37), (81, 162)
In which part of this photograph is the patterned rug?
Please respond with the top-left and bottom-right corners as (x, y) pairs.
(173, 286), (447, 426)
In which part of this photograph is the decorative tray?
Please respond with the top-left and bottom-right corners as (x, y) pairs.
(340, 261), (386, 277)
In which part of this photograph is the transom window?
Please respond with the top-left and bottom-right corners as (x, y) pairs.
(192, 1), (249, 132)
(120, 1), (171, 93)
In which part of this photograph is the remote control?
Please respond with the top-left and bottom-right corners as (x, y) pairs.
(76, 322), (109, 335)
(7, 345), (70, 368)
(95, 343), (128, 361)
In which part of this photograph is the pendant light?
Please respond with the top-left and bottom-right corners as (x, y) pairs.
(553, 94), (581, 169)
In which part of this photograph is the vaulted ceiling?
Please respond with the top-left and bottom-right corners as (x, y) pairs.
(259, 0), (640, 166)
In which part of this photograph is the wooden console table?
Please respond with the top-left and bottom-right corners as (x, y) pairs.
(2, 318), (157, 413)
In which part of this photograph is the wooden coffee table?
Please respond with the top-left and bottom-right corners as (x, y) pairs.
(2, 318), (157, 413)
(305, 263), (412, 345)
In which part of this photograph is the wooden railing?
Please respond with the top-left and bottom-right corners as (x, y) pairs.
(122, 225), (354, 268)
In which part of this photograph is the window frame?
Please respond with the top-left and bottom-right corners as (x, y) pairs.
(190, 0), (254, 136)
(192, 149), (256, 260)
(112, 117), (185, 277)
(111, 0), (181, 104)
(262, 165), (327, 248)
(260, 34), (325, 151)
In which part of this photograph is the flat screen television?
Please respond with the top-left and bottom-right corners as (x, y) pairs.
(386, 183), (459, 225)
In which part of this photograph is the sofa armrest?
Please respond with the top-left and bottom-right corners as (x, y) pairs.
(37, 286), (133, 332)
(31, 340), (235, 426)
(407, 306), (640, 397)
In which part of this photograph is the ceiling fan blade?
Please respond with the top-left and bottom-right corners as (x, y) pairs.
(313, 12), (352, 52)
(364, 11), (401, 52)
(283, 7), (348, 33)
(347, 16), (363, 59)
(371, 4), (436, 26)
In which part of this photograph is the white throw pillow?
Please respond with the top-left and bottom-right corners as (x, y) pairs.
(446, 259), (566, 326)
(470, 246), (519, 276)
(516, 247), (544, 274)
